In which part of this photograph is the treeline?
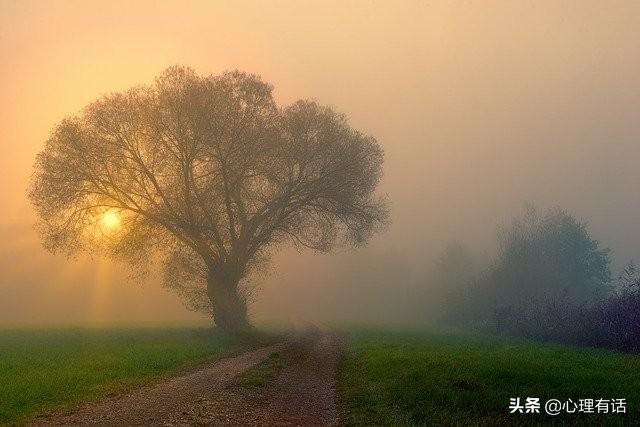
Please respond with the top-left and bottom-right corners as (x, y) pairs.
(427, 205), (640, 353)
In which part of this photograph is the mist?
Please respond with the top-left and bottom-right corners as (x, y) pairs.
(1, 0), (639, 327)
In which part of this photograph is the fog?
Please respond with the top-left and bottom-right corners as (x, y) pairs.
(1, 1), (639, 326)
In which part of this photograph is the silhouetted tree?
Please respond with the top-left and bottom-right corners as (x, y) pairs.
(479, 205), (611, 335)
(618, 261), (640, 292)
(440, 205), (612, 335)
(492, 205), (611, 304)
(29, 66), (388, 332)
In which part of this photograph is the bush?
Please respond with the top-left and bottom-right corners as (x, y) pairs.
(580, 263), (640, 352)
(486, 262), (640, 353)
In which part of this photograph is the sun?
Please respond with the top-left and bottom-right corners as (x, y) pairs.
(100, 210), (121, 231)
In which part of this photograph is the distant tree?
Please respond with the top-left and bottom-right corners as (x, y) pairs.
(618, 261), (640, 292)
(441, 205), (612, 332)
(29, 66), (388, 332)
(491, 205), (611, 304)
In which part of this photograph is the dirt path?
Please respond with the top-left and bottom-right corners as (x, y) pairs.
(30, 331), (341, 426)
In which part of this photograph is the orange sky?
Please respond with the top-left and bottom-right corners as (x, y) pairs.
(1, 1), (639, 326)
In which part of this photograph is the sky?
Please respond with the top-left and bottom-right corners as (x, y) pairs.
(1, 0), (639, 326)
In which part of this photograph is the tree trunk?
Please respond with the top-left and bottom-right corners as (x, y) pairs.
(207, 270), (249, 333)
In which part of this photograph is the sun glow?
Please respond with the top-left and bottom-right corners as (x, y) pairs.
(100, 210), (121, 231)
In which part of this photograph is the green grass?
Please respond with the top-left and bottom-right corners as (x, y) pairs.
(338, 330), (640, 426)
(0, 327), (274, 424)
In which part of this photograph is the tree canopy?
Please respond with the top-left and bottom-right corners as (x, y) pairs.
(492, 205), (611, 303)
(30, 66), (388, 330)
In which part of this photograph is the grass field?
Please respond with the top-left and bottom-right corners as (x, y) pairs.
(0, 327), (272, 424)
(338, 330), (640, 426)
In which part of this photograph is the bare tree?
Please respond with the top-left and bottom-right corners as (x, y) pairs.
(29, 66), (388, 332)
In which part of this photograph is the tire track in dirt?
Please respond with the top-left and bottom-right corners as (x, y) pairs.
(166, 331), (342, 426)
